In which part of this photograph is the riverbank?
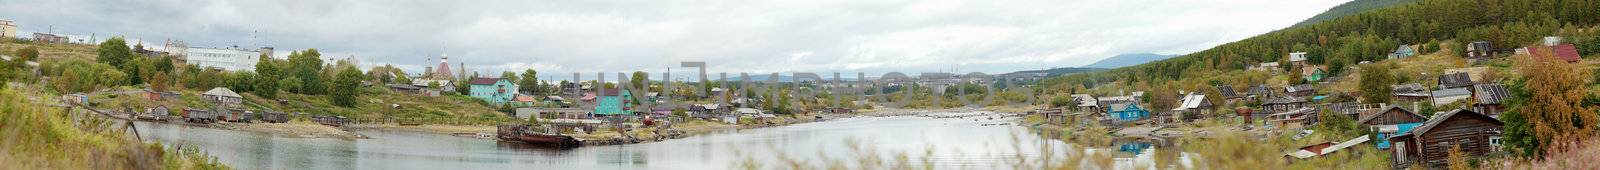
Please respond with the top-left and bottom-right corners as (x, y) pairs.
(218, 120), (367, 139)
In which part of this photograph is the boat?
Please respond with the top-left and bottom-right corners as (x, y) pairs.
(496, 125), (581, 148)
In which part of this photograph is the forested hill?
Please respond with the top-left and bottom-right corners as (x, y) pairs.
(1290, 0), (1419, 28)
(1043, 0), (1600, 90)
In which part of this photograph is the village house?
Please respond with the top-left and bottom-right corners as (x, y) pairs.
(593, 88), (633, 116)
(1465, 41), (1496, 62)
(1107, 103), (1149, 122)
(1171, 92), (1211, 121)
(1470, 84), (1510, 117)
(1285, 84), (1315, 97)
(1301, 65), (1328, 82)
(1246, 85), (1274, 100)
(1262, 96), (1307, 113)
(1250, 62), (1281, 72)
(202, 87), (243, 107)
(1359, 106), (1427, 150)
(1071, 94), (1099, 112)
(1289, 52), (1309, 67)
(388, 84), (422, 94)
(1388, 109), (1504, 168)
(1268, 107), (1317, 127)
(1096, 95), (1140, 113)
(1388, 44), (1416, 60)
(512, 95), (539, 107)
(1516, 38), (1580, 63)
(467, 78), (518, 104)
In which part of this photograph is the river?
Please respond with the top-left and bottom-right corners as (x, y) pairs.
(134, 111), (1189, 169)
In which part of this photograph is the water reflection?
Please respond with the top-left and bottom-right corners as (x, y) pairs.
(134, 112), (1188, 169)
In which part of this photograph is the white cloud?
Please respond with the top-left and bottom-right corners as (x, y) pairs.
(0, 0), (1350, 78)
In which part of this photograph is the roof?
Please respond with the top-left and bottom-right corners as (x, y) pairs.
(1526, 44), (1581, 63)
(1432, 87), (1471, 97)
(1097, 96), (1138, 106)
(202, 87), (241, 98)
(1175, 93), (1207, 110)
(1438, 72), (1474, 88)
(1391, 83), (1425, 93)
(468, 78), (505, 85)
(600, 88), (621, 96)
(1397, 109), (1503, 138)
(1247, 85), (1273, 96)
(1473, 84), (1510, 105)
(1108, 103), (1142, 112)
(1286, 84), (1315, 93)
(1072, 94), (1099, 107)
(1357, 106), (1424, 125)
(1263, 96), (1306, 104)
(1216, 85), (1239, 98)
(1301, 65), (1328, 76)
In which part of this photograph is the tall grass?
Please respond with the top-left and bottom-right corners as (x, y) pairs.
(0, 88), (229, 169)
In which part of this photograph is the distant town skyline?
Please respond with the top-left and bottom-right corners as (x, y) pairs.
(0, 0), (1349, 79)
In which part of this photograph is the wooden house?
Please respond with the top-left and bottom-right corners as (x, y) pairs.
(1387, 109), (1503, 168)
(1245, 85), (1274, 100)
(1172, 93), (1212, 121)
(388, 84), (422, 94)
(1285, 84), (1315, 97)
(1216, 85), (1242, 103)
(1107, 103), (1149, 122)
(202, 87), (243, 106)
(1071, 94), (1099, 112)
(1301, 65), (1329, 82)
(1268, 108), (1317, 127)
(1389, 45), (1416, 59)
(1465, 41), (1495, 61)
(1289, 52), (1309, 67)
(1359, 106), (1426, 150)
(1262, 96), (1307, 113)
(181, 108), (217, 124)
(1470, 84), (1510, 117)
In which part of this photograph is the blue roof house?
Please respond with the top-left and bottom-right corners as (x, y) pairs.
(1108, 103), (1149, 121)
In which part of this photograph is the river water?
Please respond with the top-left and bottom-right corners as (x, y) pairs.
(135, 111), (1188, 169)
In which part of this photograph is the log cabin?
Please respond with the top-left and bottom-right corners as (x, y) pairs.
(1387, 109), (1503, 168)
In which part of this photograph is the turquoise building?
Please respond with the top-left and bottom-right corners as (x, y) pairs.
(467, 78), (518, 104)
(1108, 103), (1148, 121)
(593, 89), (633, 116)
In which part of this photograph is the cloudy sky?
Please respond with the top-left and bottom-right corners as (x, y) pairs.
(0, 0), (1348, 80)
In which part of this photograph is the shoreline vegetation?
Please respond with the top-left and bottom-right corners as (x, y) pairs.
(0, 87), (228, 169)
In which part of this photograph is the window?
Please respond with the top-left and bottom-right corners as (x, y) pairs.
(1489, 136), (1502, 146)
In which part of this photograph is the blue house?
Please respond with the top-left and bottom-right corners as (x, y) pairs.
(1107, 103), (1149, 121)
(1359, 106), (1426, 149)
(467, 78), (518, 104)
(593, 89), (633, 116)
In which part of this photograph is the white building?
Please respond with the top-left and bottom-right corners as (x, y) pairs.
(0, 20), (16, 39)
(185, 47), (270, 71)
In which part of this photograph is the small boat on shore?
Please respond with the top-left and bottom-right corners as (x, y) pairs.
(496, 125), (581, 148)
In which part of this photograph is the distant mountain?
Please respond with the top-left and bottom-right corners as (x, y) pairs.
(1002, 67), (1105, 77)
(1081, 53), (1177, 69)
(1290, 0), (1419, 27)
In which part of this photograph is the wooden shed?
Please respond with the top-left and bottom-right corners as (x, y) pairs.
(1387, 109), (1503, 168)
(1359, 106), (1427, 149)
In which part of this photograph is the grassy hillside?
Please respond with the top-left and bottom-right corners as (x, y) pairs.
(1044, 0), (1600, 91)
(0, 86), (227, 169)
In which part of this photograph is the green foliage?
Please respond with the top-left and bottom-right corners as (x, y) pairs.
(279, 76), (303, 93)
(519, 69), (539, 94)
(286, 49), (325, 94)
(95, 37), (133, 69)
(1049, 95), (1073, 108)
(254, 54), (280, 99)
(1044, 0), (1600, 89)
(331, 66), (364, 107)
(14, 46), (38, 61)
(1359, 64), (1395, 104)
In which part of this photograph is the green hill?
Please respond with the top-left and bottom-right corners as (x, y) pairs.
(1290, 0), (1420, 28)
(1044, 0), (1600, 91)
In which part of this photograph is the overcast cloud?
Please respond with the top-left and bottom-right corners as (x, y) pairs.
(0, 0), (1348, 79)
